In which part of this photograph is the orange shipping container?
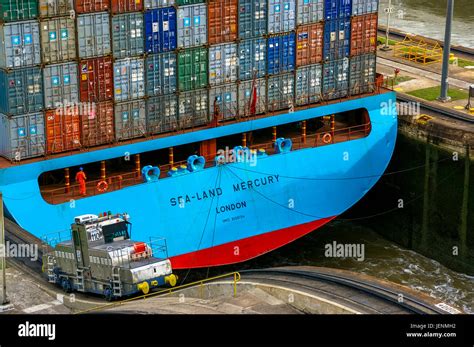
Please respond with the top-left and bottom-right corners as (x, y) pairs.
(81, 101), (115, 147)
(46, 109), (81, 154)
(208, 0), (238, 44)
(350, 14), (377, 56)
(296, 23), (323, 67)
(111, 0), (143, 14)
(75, 0), (110, 13)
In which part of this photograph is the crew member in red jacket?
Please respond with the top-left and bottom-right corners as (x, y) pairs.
(75, 167), (87, 196)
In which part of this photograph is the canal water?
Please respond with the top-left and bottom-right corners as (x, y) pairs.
(200, 132), (474, 314)
(378, 0), (474, 48)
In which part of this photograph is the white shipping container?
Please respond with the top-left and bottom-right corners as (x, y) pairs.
(77, 13), (111, 59)
(352, 0), (378, 16)
(238, 78), (267, 116)
(209, 84), (238, 120)
(297, 0), (324, 25)
(209, 43), (237, 87)
(43, 62), (79, 110)
(178, 89), (209, 128)
(114, 58), (146, 102)
(177, 4), (207, 48)
(145, 0), (175, 9)
(295, 64), (322, 106)
(40, 17), (76, 64)
(0, 21), (41, 68)
(268, 0), (296, 34)
(267, 73), (295, 111)
(115, 100), (147, 140)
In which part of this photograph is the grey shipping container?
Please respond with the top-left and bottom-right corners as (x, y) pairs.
(238, 78), (266, 116)
(178, 89), (209, 128)
(268, 0), (296, 34)
(209, 43), (237, 87)
(323, 57), (349, 100)
(145, 0), (175, 9)
(77, 13), (111, 58)
(349, 53), (376, 95)
(43, 62), (79, 110)
(39, 0), (74, 18)
(267, 73), (295, 112)
(112, 12), (144, 59)
(146, 52), (177, 96)
(295, 63), (322, 106)
(40, 17), (76, 64)
(238, 0), (266, 39)
(352, 0), (378, 16)
(115, 100), (147, 140)
(0, 112), (45, 161)
(114, 58), (145, 102)
(209, 83), (238, 120)
(146, 94), (178, 134)
(177, 4), (207, 48)
(297, 0), (324, 25)
(0, 67), (43, 116)
(238, 38), (266, 81)
(0, 21), (41, 68)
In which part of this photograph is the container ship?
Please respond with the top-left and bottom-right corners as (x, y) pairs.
(0, 0), (397, 269)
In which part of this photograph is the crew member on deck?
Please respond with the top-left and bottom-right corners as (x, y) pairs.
(75, 167), (87, 196)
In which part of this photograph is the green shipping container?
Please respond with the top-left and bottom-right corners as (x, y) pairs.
(178, 47), (208, 92)
(176, 0), (204, 6)
(0, 0), (38, 22)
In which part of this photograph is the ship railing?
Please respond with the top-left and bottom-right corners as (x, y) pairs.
(41, 122), (371, 204)
(148, 237), (169, 260)
(41, 229), (72, 248)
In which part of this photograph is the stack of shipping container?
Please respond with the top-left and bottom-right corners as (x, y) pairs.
(0, 0), (380, 161)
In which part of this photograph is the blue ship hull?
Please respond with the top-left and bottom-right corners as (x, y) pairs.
(0, 92), (397, 268)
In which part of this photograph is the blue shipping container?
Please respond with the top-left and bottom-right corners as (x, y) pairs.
(238, 37), (266, 80)
(238, 0), (267, 39)
(145, 7), (177, 54)
(146, 52), (177, 96)
(267, 33), (296, 75)
(324, 0), (351, 20)
(0, 67), (43, 116)
(323, 18), (350, 61)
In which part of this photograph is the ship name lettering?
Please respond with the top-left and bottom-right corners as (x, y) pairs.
(232, 175), (280, 192)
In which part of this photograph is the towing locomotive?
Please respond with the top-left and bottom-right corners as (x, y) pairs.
(43, 212), (177, 301)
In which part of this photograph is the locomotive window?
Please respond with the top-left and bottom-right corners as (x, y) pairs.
(103, 221), (129, 243)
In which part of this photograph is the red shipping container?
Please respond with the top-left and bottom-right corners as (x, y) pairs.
(45, 109), (81, 154)
(111, 0), (142, 14)
(76, 0), (110, 13)
(81, 101), (115, 147)
(296, 23), (323, 67)
(350, 14), (377, 56)
(79, 57), (114, 103)
(208, 0), (238, 44)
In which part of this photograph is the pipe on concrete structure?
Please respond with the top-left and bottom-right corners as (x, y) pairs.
(439, 0), (454, 102)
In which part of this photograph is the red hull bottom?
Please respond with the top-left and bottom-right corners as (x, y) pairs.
(169, 217), (336, 269)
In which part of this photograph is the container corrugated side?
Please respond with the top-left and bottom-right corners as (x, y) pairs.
(177, 0), (204, 5)
(209, 43), (237, 86)
(208, 0), (238, 44)
(323, 18), (350, 61)
(0, 21), (41, 68)
(79, 57), (114, 102)
(75, 0), (110, 13)
(0, 0), (38, 21)
(268, 0), (296, 34)
(177, 47), (207, 91)
(77, 12), (111, 58)
(322, 57), (349, 100)
(267, 73), (294, 112)
(113, 58), (145, 101)
(39, 0), (74, 18)
(81, 101), (115, 147)
(209, 83), (238, 120)
(352, 0), (377, 16)
(238, 0), (266, 39)
(145, 0), (175, 9)
(111, 0), (143, 13)
(145, 7), (177, 53)
(45, 108), (81, 153)
(349, 53), (375, 95)
(350, 13), (377, 56)
(238, 78), (266, 116)
(146, 94), (178, 134)
(177, 4), (207, 48)
(40, 17), (76, 64)
(114, 99), (146, 140)
(0, 67), (43, 116)
(0, 112), (45, 160)
(297, 0), (324, 25)
(43, 62), (79, 109)
(296, 23), (323, 66)
(295, 63), (322, 105)
(267, 33), (296, 75)
(112, 12), (144, 58)
(324, 0), (351, 20)
(146, 52), (177, 96)
(178, 89), (209, 128)
(238, 38), (266, 81)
